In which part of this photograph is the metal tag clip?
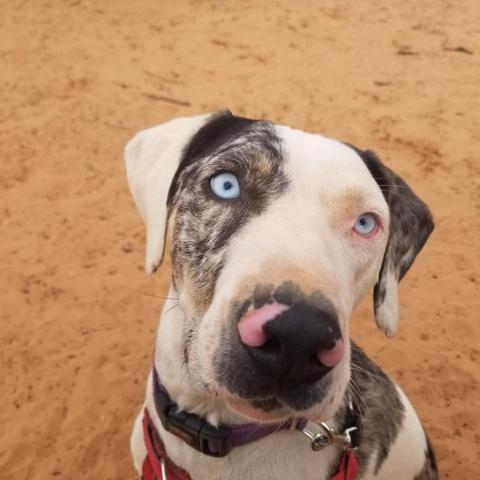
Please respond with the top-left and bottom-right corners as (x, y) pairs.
(160, 458), (168, 480)
(302, 422), (358, 451)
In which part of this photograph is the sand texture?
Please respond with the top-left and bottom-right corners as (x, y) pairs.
(1, 0), (479, 478)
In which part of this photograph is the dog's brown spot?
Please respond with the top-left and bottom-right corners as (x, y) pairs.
(230, 261), (342, 321)
(252, 153), (274, 177)
(328, 187), (367, 231)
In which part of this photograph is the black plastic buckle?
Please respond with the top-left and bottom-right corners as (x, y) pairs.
(152, 369), (232, 457)
(160, 408), (232, 457)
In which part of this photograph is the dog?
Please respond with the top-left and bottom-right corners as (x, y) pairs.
(125, 111), (438, 480)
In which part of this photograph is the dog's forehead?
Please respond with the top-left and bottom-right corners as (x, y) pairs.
(274, 124), (378, 190)
(170, 112), (382, 203)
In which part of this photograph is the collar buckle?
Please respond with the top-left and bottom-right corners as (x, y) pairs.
(153, 368), (232, 457)
(158, 408), (232, 457)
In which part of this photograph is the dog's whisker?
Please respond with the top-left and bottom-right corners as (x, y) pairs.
(127, 287), (179, 302)
(347, 378), (367, 412)
(367, 176), (408, 182)
(378, 189), (408, 198)
(376, 184), (411, 189)
(350, 363), (385, 383)
(377, 185), (407, 193)
(350, 363), (377, 378)
(348, 385), (366, 416)
(162, 303), (183, 320)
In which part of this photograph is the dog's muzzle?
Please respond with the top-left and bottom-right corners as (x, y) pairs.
(238, 302), (344, 387)
(214, 289), (345, 411)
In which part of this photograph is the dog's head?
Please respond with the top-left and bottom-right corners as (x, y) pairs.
(125, 111), (433, 422)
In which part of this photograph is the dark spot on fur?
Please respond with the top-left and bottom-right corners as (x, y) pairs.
(183, 323), (196, 365)
(344, 342), (405, 476)
(251, 398), (282, 412)
(253, 283), (274, 308)
(272, 281), (303, 305)
(236, 299), (252, 320)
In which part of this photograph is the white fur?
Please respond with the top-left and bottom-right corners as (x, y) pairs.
(361, 387), (428, 479)
(126, 114), (429, 479)
(375, 269), (400, 338)
(124, 114), (210, 273)
(130, 401), (148, 473)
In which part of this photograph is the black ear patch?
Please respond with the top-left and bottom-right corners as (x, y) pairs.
(360, 149), (434, 280)
(347, 145), (434, 336)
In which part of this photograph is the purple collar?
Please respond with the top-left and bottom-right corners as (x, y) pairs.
(151, 367), (308, 457)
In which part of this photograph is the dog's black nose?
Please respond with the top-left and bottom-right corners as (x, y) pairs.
(240, 302), (343, 388)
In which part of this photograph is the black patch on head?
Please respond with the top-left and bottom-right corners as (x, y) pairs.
(167, 110), (281, 205)
(345, 145), (434, 316)
(169, 110), (288, 312)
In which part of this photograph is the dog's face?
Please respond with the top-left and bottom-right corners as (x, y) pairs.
(126, 111), (433, 422)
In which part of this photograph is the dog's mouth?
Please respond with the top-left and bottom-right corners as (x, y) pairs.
(251, 397), (282, 412)
(225, 396), (288, 422)
(211, 369), (337, 422)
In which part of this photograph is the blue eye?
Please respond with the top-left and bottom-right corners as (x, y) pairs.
(210, 172), (240, 199)
(353, 213), (378, 236)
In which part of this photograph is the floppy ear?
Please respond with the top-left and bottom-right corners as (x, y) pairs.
(360, 150), (434, 337)
(124, 114), (210, 274)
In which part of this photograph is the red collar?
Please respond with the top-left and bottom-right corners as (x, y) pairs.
(142, 408), (191, 480)
(142, 407), (358, 480)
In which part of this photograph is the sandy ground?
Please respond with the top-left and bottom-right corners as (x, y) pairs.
(1, 0), (479, 478)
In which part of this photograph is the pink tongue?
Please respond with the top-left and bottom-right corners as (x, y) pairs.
(238, 303), (289, 347)
(317, 339), (345, 368)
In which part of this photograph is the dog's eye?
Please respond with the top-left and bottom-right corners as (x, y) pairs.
(210, 172), (240, 199)
(353, 213), (378, 237)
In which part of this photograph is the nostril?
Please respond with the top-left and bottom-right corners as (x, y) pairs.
(256, 336), (281, 354)
(316, 339), (344, 368)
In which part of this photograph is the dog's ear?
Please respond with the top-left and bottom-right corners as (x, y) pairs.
(124, 114), (210, 274)
(360, 150), (434, 337)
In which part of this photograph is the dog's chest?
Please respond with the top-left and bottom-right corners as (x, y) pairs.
(163, 430), (343, 480)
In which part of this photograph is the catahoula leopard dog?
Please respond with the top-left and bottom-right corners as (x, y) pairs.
(125, 111), (438, 480)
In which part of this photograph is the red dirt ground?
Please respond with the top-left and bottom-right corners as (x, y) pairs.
(1, 1), (479, 478)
